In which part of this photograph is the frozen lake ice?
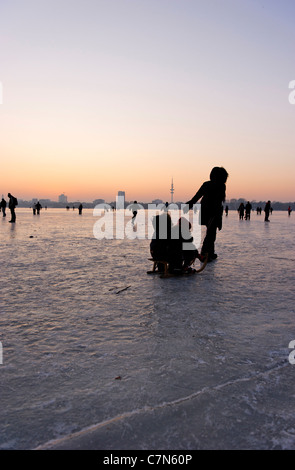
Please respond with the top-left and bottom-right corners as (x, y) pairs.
(0, 207), (295, 450)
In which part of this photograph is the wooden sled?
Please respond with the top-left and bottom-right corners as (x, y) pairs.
(147, 259), (169, 277)
(147, 254), (208, 278)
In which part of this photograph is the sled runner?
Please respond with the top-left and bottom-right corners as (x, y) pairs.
(147, 254), (208, 278)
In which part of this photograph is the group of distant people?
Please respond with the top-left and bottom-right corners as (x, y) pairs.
(2, 173), (293, 274)
(0, 193), (18, 222)
(0, 197), (85, 221)
(66, 204), (83, 213)
(237, 200), (273, 221)
(238, 201), (253, 220)
(150, 167), (229, 274)
(32, 201), (42, 215)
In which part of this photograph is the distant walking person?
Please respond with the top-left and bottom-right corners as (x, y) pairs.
(225, 205), (229, 216)
(78, 203), (83, 215)
(129, 200), (140, 225)
(0, 197), (7, 217)
(288, 206), (292, 216)
(8, 193), (18, 223)
(245, 201), (252, 220)
(264, 200), (271, 222)
(185, 166), (229, 262)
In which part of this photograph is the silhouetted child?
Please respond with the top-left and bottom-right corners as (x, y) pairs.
(185, 167), (228, 261)
(168, 217), (201, 273)
(150, 213), (172, 272)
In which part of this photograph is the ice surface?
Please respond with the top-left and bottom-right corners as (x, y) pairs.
(0, 208), (295, 449)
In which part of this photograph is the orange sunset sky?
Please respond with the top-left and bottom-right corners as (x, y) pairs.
(1, 0), (295, 203)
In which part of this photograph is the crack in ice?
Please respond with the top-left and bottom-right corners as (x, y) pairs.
(35, 361), (288, 450)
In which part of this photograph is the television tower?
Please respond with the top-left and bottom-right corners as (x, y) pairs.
(170, 178), (174, 203)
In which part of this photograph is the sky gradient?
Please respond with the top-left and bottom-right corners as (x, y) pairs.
(1, 0), (295, 202)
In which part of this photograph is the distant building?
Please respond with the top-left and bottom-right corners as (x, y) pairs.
(58, 193), (68, 204)
(152, 199), (163, 205)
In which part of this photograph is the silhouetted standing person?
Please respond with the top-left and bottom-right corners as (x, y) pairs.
(288, 206), (292, 216)
(35, 201), (42, 215)
(264, 200), (271, 222)
(238, 203), (245, 220)
(78, 203), (83, 215)
(0, 198), (6, 217)
(8, 193), (17, 223)
(185, 166), (228, 261)
(225, 205), (229, 216)
(245, 201), (252, 220)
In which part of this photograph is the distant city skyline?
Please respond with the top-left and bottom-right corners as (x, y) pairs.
(9, 196), (295, 213)
(11, 194), (295, 206)
(4, 181), (294, 205)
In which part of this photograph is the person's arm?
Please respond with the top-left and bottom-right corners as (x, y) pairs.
(186, 183), (206, 209)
